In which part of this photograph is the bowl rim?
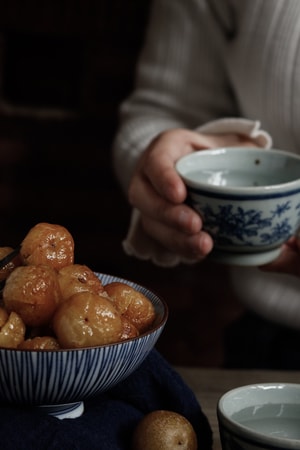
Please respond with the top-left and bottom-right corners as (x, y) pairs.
(176, 147), (300, 195)
(0, 272), (169, 353)
(217, 382), (300, 448)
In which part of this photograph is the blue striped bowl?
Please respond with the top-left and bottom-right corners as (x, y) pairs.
(0, 273), (168, 419)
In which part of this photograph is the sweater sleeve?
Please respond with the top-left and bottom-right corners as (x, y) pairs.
(112, 0), (239, 192)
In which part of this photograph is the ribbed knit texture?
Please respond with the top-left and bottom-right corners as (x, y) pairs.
(113, 0), (300, 190)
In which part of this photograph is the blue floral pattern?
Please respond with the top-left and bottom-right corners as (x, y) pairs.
(189, 196), (300, 248)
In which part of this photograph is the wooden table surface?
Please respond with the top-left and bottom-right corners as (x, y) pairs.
(175, 367), (300, 450)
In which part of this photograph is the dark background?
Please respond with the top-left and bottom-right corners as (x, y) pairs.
(0, 0), (247, 367)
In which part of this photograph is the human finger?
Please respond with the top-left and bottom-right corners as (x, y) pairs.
(141, 215), (214, 259)
(129, 173), (202, 235)
(142, 130), (258, 203)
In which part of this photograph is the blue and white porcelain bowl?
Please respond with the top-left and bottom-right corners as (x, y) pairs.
(0, 273), (168, 419)
(176, 147), (300, 266)
(217, 383), (300, 450)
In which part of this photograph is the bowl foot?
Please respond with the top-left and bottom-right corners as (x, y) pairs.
(37, 401), (84, 420)
(209, 247), (281, 266)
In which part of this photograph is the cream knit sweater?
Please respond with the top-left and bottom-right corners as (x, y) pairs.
(112, 0), (300, 328)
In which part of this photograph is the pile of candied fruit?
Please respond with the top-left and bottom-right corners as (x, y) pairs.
(0, 223), (156, 350)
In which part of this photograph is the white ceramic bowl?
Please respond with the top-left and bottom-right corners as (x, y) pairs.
(217, 383), (300, 450)
(0, 273), (168, 419)
(176, 147), (300, 266)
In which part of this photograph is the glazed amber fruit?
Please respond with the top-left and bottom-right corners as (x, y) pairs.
(3, 264), (62, 327)
(18, 336), (60, 350)
(52, 291), (124, 348)
(57, 264), (105, 302)
(120, 316), (139, 340)
(105, 282), (156, 333)
(0, 310), (26, 349)
(20, 222), (74, 270)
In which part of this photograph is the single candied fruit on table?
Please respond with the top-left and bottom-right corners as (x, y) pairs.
(132, 410), (198, 450)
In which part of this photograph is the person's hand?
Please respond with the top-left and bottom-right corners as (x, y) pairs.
(260, 235), (300, 277)
(128, 128), (257, 261)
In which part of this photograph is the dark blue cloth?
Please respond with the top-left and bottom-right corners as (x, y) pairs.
(0, 349), (213, 450)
